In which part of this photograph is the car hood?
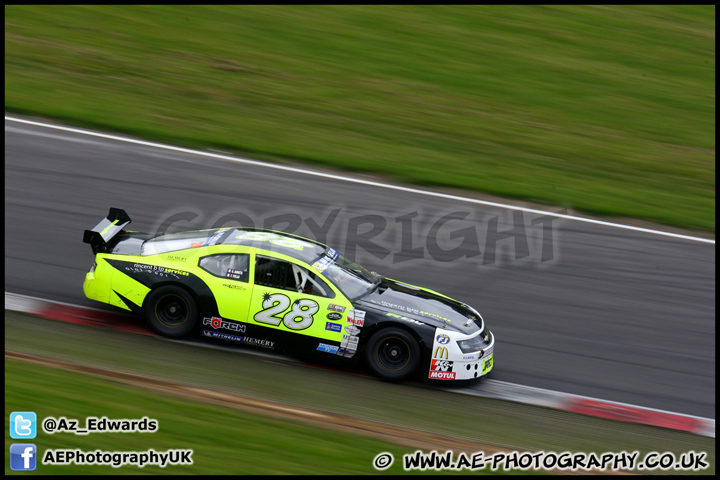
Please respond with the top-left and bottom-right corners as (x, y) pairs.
(354, 278), (483, 335)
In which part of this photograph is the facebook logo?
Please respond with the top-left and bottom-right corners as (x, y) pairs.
(10, 412), (37, 439)
(10, 444), (37, 471)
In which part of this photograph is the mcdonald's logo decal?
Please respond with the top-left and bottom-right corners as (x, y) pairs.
(433, 346), (448, 359)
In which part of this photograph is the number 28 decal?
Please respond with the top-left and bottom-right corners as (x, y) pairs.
(254, 293), (318, 330)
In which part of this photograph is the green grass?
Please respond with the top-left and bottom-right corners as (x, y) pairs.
(6, 359), (516, 475)
(5, 6), (715, 231)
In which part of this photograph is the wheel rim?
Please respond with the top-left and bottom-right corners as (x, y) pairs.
(376, 336), (411, 371)
(155, 294), (189, 328)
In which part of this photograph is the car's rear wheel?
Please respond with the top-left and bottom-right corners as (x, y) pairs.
(365, 327), (420, 382)
(144, 286), (198, 338)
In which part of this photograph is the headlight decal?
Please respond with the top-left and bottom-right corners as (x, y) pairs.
(457, 334), (484, 353)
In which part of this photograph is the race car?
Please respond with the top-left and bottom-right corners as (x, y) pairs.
(83, 208), (494, 383)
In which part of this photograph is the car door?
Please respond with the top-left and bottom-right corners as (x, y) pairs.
(195, 250), (253, 326)
(248, 253), (353, 349)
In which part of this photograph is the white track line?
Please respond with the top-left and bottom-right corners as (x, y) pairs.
(5, 115), (714, 244)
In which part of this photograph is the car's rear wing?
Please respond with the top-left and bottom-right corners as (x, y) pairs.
(83, 208), (132, 254)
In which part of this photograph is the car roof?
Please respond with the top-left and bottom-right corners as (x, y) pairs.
(141, 227), (327, 263)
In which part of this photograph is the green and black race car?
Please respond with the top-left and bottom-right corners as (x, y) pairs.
(83, 208), (494, 382)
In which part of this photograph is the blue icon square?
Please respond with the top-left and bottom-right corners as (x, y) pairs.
(10, 444), (37, 471)
(10, 412), (37, 439)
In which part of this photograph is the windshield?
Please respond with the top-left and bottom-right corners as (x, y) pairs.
(313, 248), (380, 300)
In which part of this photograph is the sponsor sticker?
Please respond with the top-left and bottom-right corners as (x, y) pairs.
(482, 354), (494, 374)
(367, 299), (452, 323)
(325, 322), (342, 333)
(317, 343), (339, 354)
(344, 324), (361, 335)
(347, 309), (366, 326)
(125, 263), (189, 279)
(203, 317), (246, 333)
(347, 316), (364, 327)
(428, 371), (456, 380)
(226, 268), (247, 280)
(436, 334), (451, 344)
(328, 304), (346, 313)
(242, 337), (275, 349)
(433, 346), (449, 359)
(326, 312), (343, 321)
(431, 359), (454, 372)
(340, 334), (359, 347)
(312, 256), (334, 272)
(340, 342), (357, 357)
(202, 330), (243, 343)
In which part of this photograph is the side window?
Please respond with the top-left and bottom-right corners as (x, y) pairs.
(254, 256), (295, 290)
(199, 254), (249, 282)
(255, 256), (335, 298)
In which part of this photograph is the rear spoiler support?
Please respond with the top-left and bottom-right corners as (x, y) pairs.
(83, 208), (132, 254)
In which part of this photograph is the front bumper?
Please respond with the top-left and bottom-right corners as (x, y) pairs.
(428, 330), (494, 381)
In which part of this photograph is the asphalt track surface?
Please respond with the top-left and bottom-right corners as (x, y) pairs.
(4, 116), (715, 419)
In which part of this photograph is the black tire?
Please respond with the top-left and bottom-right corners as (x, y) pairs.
(365, 327), (420, 382)
(143, 286), (198, 338)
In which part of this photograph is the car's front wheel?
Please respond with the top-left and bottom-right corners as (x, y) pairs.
(143, 286), (198, 338)
(365, 327), (420, 382)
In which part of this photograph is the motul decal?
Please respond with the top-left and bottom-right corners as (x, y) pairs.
(428, 371), (456, 380)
